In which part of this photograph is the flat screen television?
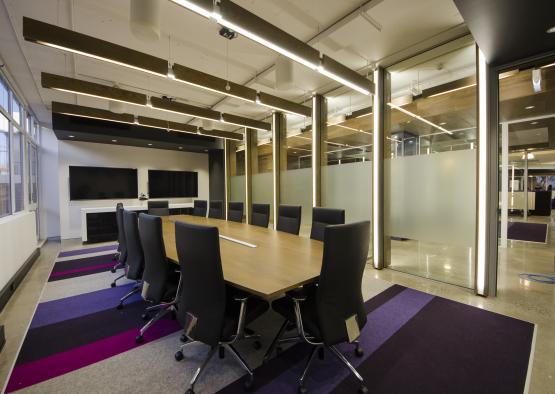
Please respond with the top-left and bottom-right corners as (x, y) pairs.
(148, 170), (198, 198)
(69, 166), (138, 200)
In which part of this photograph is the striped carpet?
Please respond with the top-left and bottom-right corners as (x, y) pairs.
(3, 244), (535, 393)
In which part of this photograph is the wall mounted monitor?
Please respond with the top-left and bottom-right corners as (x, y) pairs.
(148, 169), (198, 198)
(69, 166), (138, 200)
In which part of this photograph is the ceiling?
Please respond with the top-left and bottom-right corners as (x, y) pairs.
(1, 0), (468, 139)
(453, 0), (555, 66)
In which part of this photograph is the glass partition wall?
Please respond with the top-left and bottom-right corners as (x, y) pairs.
(322, 91), (373, 251)
(384, 38), (478, 288)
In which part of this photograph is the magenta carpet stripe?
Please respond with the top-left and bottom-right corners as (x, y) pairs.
(49, 263), (116, 278)
(5, 319), (181, 393)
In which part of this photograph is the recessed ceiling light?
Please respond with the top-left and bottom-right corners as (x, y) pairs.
(148, 143), (153, 146)
(547, 26), (555, 34)
(68, 135), (74, 138)
(178, 146), (183, 149)
(531, 121), (538, 125)
(439, 122), (447, 126)
(204, 149), (208, 152)
(112, 139), (117, 142)
(525, 105), (535, 109)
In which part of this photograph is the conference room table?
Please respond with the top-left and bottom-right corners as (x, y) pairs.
(161, 215), (323, 300)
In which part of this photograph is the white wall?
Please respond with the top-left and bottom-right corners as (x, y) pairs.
(39, 127), (60, 239)
(58, 141), (209, 239)
(0, 212), (37, 290)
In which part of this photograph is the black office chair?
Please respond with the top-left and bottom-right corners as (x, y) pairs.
(135, 214), (180, 343)
(251, 203), (270, 228)
(110, 204), (128, 287)
(310, 207), (345, 241)
(148, 200), (170, 216)
(269, 221), (370, 393)
(116, 210), (145, 309)
(193, 200), (207, 217)
(276, 205), (302, 235)
(173, 222), (269, 393)
(208, 200), (224, 219)
(227, 202), (244, 223)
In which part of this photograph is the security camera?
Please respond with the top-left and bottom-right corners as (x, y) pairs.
(219, 26), (237, 40)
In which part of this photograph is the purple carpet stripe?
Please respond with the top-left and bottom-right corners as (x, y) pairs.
(49, 263), (116, 278)
(30, 284), (141, 329)
(5, 319), (181, 393)
(255, 288), (434, 394)
(57, 244), (118, 258)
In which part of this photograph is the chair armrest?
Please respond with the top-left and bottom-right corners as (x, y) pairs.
(286, 287), (308, 302)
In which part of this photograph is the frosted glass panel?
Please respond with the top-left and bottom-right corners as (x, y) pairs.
(252, 172), (273, 221)
(322, 161), (372, 223)
(281, 167), (312, 233)
(230, 175), (245, 204)
(387, 150), (476, 247)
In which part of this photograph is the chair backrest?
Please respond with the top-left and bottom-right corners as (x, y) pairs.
(138, 213), (172, 304)
(208, 200), (224, 219)
(276, 205), (302, 235)
(148, 200), (169, 209)
(116, 203), (126, 259)
(310, 207), (346, 241)
(148, 200), (169, 216)
(251, 203), (270, 228)
(122, 210), (145, 280)
(148, 207), (170, 216)
(227, 202), (244, 223)
(193, 200), (207, 217)
(316, 221), (370, 346)
(175, 222), (226, 347)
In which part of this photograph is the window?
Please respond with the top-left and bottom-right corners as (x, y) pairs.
(0, 78), (8, 113)
(0, 113), (10, 217)
(11, 96), (22, 126)
(12, 126), (24, 212)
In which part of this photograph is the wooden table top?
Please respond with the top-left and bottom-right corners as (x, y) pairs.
(162, 215), (323, 299)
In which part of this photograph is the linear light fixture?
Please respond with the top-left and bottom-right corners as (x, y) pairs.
(42, 72), (148, 106)
(422, 76), (477, 98)
(24, 17), (311, 118)
(43, 73), (270, 131)
(256, 92), (311, 117)
(387, 102), (453, 135)
(173, 0), (373, 95)
(52, 101), (243, 141)
(23, 17), (168, 77)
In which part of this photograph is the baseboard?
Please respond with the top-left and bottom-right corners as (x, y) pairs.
(0, 248), (40, 314)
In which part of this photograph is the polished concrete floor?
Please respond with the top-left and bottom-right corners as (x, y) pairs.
(0, 224), (553, 393)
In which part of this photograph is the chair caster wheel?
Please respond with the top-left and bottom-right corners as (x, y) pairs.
(135, 335), (143, 344)
(298, 385), (308, 394)
(355, 347), (364, 358)
(110, 282), (116, 288)
(253, 340), (262, 350)
(318, 347), (325, 360)
(219, 346), (225, 359)
(116, 303), (123, 310)
(110, 268), (116, 273)
(358, 385), (368, 394)
(243, 375), (254, 391)
(185, 389), (194, 394)
(175, 351), (184, 361)
(141, 313), (149, 320)
(180, 334), (187, 343)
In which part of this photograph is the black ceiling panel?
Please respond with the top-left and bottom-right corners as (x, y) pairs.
(454, 0), (555, 66)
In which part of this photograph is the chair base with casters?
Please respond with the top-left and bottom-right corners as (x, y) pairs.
(174, 295), (266, 394)
(135, 299), (177, 344)
(110, 273), (125, 288)
(115, 281), (141, 309)
(268, 291), (367, 394)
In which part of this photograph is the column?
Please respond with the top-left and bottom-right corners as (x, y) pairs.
(312, 94), (326, 207)
(272, 112), (286, 229)
(372, 67), (385, 269)
(245, 128), (257, 224)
